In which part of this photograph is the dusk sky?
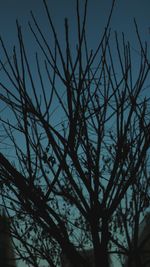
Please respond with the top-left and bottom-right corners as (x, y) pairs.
(0, 0), (150, 49)
(0, 1), (150, 267)
(0, 0), (149, 105)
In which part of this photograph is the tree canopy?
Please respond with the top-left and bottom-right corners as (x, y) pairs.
(0, 1), (150, 267)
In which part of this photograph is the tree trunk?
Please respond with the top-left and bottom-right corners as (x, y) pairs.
(100, 217), (110, 267)
(91, 213), (110, 267)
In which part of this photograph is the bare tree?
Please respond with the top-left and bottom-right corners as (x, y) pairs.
(0, 1), (150, 267)
(111, 154), (150, 267)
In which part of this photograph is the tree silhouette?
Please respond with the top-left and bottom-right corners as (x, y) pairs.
(0, 1), (150, 267)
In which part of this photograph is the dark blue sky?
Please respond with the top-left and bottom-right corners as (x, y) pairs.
(0, 0), (149, 95)
(0, 0), (149, 81)
(0, 0), (149, 45)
